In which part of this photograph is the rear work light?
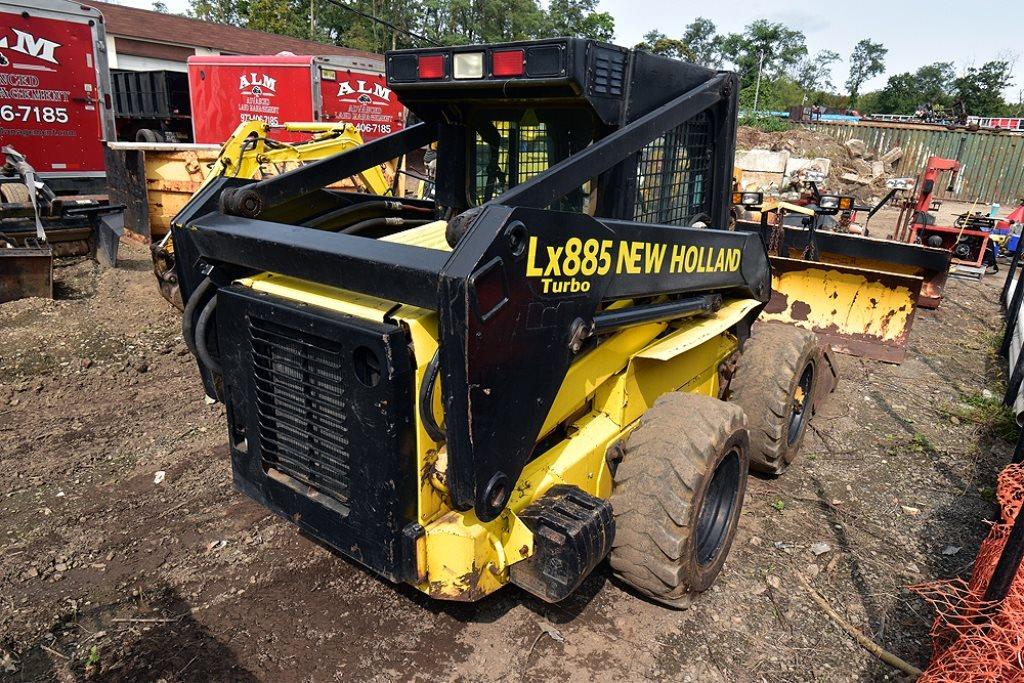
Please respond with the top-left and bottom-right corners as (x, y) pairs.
(818, 195), (840, 210)
(818, 195), (853, 212)
(492, 49), (525, 77)
(418, 54), (445, 79)
(453, 52), (484, 79)
(731, 191), (763, 207)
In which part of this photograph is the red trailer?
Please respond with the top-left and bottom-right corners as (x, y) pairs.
(0, 0), (114, 184)
(188, 54), (404, 144)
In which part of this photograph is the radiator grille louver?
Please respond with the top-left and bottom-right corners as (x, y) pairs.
(250, 316), (351, 510)
(590, 47), (626, 96)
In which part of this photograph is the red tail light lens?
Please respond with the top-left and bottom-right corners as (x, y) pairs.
(492, 49), (525, 77)
(418, 54), (445, 79)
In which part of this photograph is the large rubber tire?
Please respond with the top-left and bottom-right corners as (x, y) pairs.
(729, 322), (819, 475)
(609, 393), (749, 608)
(0, 182), (30, 203)
(135, 128), (161, 143)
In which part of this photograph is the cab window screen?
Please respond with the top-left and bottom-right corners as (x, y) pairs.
(471, 112), (592, 212)
(474, 121), (550, 203)
(634, 112), (713, 225)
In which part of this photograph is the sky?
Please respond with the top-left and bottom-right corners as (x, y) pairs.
(118, 0), (1019, 99)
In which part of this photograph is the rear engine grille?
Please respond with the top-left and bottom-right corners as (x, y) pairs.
(590, 46), (626, 97)
(250, 316), (351, 508)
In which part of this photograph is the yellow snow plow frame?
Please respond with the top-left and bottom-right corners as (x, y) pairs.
(756, 202), (923, 363)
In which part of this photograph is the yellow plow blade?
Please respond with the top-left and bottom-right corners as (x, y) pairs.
(762, 256), (923, 363)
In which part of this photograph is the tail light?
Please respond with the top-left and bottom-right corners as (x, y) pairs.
(492, 49), (525, 77)
(388, 42), (567, 84)
(418, 55), (445, 79)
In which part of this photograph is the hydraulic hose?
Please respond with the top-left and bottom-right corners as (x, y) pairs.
(419, 349), (446, 443)
(181, 277), (214, 357)
(305, 199), (405, 229)
(194, 294), (222, 376)
(305, 200), (434, 230)
(340, 217), (432, 236)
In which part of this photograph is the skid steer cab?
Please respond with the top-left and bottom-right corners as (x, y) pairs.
(172, 38), (834, 607)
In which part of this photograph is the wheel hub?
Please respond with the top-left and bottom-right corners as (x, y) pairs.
(787, 364), (814, 445)
(695, 449), (741, 566)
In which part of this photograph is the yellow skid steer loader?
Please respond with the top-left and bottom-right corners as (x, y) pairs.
(171, 39), (838, 606)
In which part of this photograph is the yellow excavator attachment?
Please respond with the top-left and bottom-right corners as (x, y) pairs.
(762, 256), (922, 363)
(153, 122), (392, 309)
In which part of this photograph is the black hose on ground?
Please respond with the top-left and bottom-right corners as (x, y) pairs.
(419, 349), (445, 443)
(182, 277), (213, 357)
(194, 294), (222, 376)
(341, 217), (432, 236)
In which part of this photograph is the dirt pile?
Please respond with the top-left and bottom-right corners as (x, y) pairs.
(737, 125), (903, 201)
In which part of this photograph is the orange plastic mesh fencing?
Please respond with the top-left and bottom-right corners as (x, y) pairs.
(910, 464), (1024, 682)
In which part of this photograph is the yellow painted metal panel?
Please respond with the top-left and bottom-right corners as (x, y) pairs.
(637, 298), (760, 361)
(380, 221), (451, 251)
(419, 411), (620, 600)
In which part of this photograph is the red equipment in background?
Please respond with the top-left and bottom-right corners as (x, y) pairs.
(0, 0), (114, 180)
(905, 155), (993, 269)
(187, 54), (405, 145)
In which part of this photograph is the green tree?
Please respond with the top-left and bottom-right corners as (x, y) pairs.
(189, 0), (244, 25)
(794, 49), (840, 96)
(845, 39), (886, 105)
(862, 62), (959, 115)
(953, 60), (1014, 116)
(870, 72), (918, 114)
(244, 0), (311, 39)
(543, 0), (614, 41)
(635, 18), (720, 66)
(720, 20), (807, 89)
(914, 62), (955, 104)
(152, 1), (169, 12)
(738, 75), (803, 111)
(681, 17), (720, 68)
(634, 30), (693, 60)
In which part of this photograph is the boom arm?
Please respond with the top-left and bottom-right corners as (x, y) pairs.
(204, 121), (394, 196)
(916, 155), (961, 214)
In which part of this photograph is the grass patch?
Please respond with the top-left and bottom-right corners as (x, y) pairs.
(949, 389), (1020, 444)
(738, 114), (791, 132)
(984, 329), (1004, 359)
(911, 431), (938, 455)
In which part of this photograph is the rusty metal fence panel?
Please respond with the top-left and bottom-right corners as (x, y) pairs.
(798, 121), (1024, 205)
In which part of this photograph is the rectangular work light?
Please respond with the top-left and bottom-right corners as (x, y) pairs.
(818, 195), (854, 212)
(731, 191), (764, 207)
(454, 52), (484, 79)
(818, 195), (840, 210)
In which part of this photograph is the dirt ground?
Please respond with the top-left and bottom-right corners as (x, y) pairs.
(0, 216), (1016, 682)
